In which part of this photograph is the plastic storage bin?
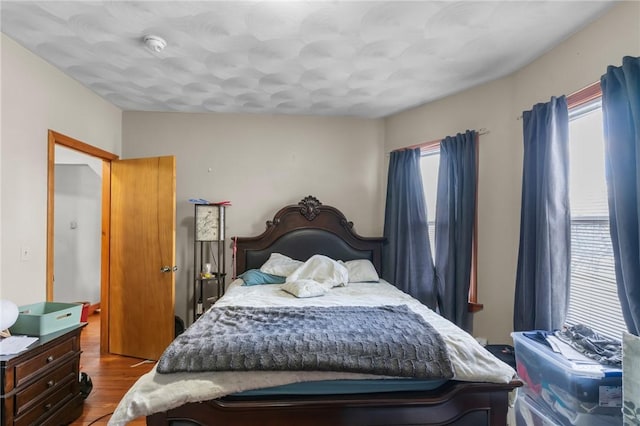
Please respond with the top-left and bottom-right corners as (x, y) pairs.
(512, 332), (622, 426)
(9, 302), (82, 336)
(515, 391), (622, 426)
(515, 393), (562, 426)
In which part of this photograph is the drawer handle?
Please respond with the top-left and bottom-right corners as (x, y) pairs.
(47, 380), (55, 388)
(46, 355), (54, 363)
(44, 403), (52, 411)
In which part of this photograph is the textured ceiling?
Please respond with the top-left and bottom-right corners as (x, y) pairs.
(0, 1), (614, 118)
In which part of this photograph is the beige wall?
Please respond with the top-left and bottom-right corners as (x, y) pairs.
(0, 34), (122, 305)
(122, 111), (385, 323)
(385, 1), (640, 344)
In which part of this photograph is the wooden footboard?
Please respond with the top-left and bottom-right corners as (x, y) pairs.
(146, 380), (521, 426)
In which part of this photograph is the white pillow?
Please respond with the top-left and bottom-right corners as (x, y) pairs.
(286, 254), (348, 287)
(281, 280), (329, 298)
(340, 259), (380, 283)
(260, 253), (303, 277)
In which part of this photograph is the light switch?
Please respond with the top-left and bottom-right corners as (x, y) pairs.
(20, 246), (31, 261)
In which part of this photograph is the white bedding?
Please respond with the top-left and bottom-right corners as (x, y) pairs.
(109, 279), (515, 425)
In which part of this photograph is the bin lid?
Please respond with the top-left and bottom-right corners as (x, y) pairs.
(512, 331), (622, 378)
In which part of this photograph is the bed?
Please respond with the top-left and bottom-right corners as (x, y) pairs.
(109, 196), (521, 426)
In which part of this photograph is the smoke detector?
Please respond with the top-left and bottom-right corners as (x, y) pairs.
(143, 35), (167, 53)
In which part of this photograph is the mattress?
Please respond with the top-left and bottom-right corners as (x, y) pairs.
(108, 279), (516, 425)
(234, 378), (449, 396)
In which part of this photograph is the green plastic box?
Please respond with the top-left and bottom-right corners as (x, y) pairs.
(9, 302), (82, 336)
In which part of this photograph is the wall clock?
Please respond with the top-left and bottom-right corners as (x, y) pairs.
(195, 204), (220, 241)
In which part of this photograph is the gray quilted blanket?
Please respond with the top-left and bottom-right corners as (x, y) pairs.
(156, 304), (453, 379)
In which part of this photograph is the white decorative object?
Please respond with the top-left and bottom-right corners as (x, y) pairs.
(195, 204), (220, 241)
(0, 299), (19, 336)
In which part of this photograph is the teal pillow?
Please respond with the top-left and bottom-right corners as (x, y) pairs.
(239, 269), (286, 286)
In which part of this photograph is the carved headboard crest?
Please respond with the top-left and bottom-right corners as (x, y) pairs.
(264, 196), (355, 232)
(266, 195), (324, 227)
(299, 195), (321, 221)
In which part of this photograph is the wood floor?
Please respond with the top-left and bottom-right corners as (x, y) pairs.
(70, 311), (155, 425)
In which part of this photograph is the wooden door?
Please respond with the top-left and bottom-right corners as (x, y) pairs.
(109, 156), (176, 360)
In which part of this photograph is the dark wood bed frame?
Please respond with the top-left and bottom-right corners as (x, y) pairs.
(147, 196), (521, 426)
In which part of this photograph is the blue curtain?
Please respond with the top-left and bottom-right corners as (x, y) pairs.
(601, 56), (640, 336)
(514, 96), (570, 332)
(383, 148), (437, 308)
(434, 130), (476, 330)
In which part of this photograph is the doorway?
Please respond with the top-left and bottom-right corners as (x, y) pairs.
(53, 146), (102, 306)
(46, 130), (118, 353)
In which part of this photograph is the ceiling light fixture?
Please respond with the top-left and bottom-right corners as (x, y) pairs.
(143, 35), (167, 53)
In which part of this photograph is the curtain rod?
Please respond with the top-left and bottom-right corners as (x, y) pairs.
(391, 128), (489, 153)
(516, 80), (601, 120)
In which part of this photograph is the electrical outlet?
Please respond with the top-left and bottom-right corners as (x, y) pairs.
(20, 246), (31, 261)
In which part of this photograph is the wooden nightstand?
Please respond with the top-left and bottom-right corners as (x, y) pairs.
(1, 324), (84, 425)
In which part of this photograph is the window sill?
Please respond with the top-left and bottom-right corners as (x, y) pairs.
(468, 302), (484, 313)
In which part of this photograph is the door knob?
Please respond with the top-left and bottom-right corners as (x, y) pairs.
(161, 266), (178, 273)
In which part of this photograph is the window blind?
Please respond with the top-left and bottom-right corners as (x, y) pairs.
(565, 217), (627, 340)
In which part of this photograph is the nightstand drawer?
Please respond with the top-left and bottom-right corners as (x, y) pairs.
(39, 394), (84, 426)
(14, 335), (77, 387)
(15, 356), (78, 416)
(14, 377), (77, 426)
(1, 325), (84, 426)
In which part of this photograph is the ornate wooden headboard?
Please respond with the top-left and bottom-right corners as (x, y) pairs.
(234, 196), (385, 276)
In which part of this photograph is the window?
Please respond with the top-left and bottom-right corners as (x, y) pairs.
(420, 150), (439, 255)
(420, 143), (480, 312)
(565, 91), (626, 340)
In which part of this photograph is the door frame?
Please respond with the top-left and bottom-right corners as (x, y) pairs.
(46, 130), (118, 353)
